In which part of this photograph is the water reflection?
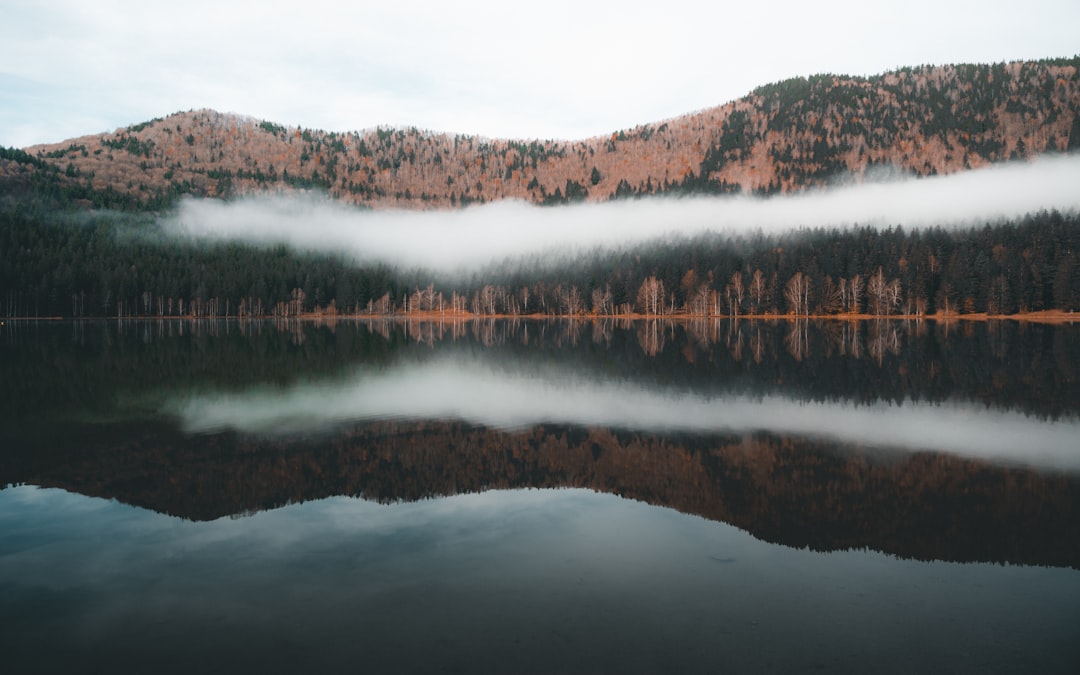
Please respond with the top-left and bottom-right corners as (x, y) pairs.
(3, 319), (1080, 672)
(2, 320), (1079, 552)
(168, 356), (1080, 473)
(3, 317), (1078, 421)
(3, 484), (1078, 674)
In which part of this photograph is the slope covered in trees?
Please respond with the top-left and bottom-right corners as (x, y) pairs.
(2, 206), (1076, 319)
(8, 58), (1080, 210)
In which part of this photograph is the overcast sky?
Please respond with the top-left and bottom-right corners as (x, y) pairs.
(2, 0), (1078, 148)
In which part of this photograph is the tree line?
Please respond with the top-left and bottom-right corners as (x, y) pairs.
(1, 205), (1077, 319)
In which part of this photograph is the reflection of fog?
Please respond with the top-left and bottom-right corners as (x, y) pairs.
(167, 357), (1080, 472)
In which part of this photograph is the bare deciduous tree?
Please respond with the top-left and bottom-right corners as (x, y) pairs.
(726, 271), (744, 317)
(749, 269), (766, 314)
(819, 276), (842, 314)
(885, 278), (903, 315)
(847, 274), (864, 314)
(784, 272), (812, 316)
(519, 286), (530, 314)
(559, 285), (583, 315)
(867, 268), (888, 315)
(685, 283), (711, 316)
(591, 285), (613, 316)
(636, 276), (665, 316)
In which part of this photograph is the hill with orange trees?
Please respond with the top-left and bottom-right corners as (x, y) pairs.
(9, 58), (1080, 210)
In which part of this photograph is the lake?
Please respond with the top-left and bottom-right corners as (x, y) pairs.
(2, 317), (1078, 673)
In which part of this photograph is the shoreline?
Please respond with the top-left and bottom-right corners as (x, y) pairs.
(2, 310), (1077, 324)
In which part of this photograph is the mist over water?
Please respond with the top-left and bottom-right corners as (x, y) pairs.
(163, 155), (1080, 271)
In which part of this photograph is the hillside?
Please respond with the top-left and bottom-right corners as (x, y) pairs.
(11, 58), (1080, 210)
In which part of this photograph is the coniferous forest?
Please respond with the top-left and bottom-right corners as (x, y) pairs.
(1, 200), (1077, 320)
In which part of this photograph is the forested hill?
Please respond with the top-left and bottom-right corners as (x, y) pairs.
(9, 58), (1080, 210)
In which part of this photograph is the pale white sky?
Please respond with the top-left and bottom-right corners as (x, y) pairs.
(2, 0), (1078, 148)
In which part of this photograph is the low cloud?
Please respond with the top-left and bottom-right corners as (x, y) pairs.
(162, 155), (1080, 272)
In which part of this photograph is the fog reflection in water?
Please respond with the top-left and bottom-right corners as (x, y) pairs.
(168, 356), (1080, 473)
(4, 319), (1080, 672)
(2, 484), (1078, 674)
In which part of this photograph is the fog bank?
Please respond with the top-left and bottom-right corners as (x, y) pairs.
(163, 155), (1080, 272)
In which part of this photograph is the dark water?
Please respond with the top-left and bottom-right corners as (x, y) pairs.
(2, 318), (1079, 673)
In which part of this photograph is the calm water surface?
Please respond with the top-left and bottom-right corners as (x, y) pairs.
(1, 318), (1078, 673)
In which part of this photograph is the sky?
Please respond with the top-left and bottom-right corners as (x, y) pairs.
(2, 0), (1079, 149)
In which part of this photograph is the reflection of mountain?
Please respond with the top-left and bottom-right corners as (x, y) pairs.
(3, 321), (1078, 567)
(6, 419), (1077, 569)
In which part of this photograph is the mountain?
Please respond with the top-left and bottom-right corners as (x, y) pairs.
(10, 58), (1080, 210)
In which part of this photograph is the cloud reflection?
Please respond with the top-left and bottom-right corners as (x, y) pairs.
(167, 357), (1080, 473)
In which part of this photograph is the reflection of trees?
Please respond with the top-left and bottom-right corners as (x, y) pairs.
(636, 319), (667, 356)
(237, 317), (266, 339)
(684, 316), (718, 354)
(363, 317), (394, 341)
(272, 317), (307, 345)
(590, 318), (613, 346)
(405, 318), (437, 346)
(4, 319), (1079, 430)
(822, 321), (863, 359)
(988, 320), (1007, 362)
(784, 319), (810, 361)
(472, 318), (503, 347)
(13, 420), (1079, 569)
(726, 320), (744, 363)
(845, 322), (864, 360)
(556, 318), (581, 347)
(867, 320), (903, 365)
(819, 321), (844, 358)
(449, 317), (469, 341)
(749, 324), (766, 363)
